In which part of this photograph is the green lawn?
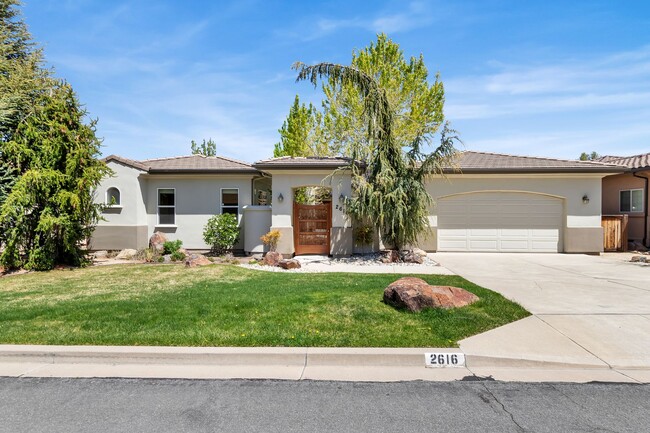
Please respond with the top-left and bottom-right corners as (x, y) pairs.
(0, 264), (529, 347)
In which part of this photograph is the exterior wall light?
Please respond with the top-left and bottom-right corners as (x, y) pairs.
(278, 193), (284, 202)
(582, 194), (590, 204)
(339, 193), (345, 203)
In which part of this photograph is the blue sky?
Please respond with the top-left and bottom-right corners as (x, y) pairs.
(23, 0), (650, 162)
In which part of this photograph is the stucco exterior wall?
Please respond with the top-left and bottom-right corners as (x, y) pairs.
(422, 174), (606, 253)
(266, 169), (352, 256)
(602, 171), (649, 243)
(144, 175), (254, 249)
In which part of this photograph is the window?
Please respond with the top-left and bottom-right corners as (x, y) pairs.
(221, 188), (239, 216)
(106, 187), (121, 206)
(620, 189), (644, 212)
(158, 188), (175, 225)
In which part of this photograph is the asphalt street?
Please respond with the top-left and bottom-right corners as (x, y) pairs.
(0, 377), (648, 433)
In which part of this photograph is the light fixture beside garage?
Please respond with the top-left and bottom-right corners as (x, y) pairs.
(278, 193), (284, 202)
(582, 194), (590, 204)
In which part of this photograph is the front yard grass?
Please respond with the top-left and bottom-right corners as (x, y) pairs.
(0, 264), (529, 347)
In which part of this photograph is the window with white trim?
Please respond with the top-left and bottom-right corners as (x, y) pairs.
(158, 188), (176, 225)
(106, 187), (121, 206)
(620, 189), (643, 212)
(221, 188), (239, 216)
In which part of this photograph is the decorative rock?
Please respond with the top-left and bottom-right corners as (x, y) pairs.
(630, 255), (648, 263)
(115, 249), (137, 260)
(149, 231), (168, 252)
(263, 251), (283, 267)
(413, 248), (428, 258)
(162, 254), (172, 263)
(279, 259), (301, 270)
(380, 250), (400, 263)
(401, 250), (424, 264)
(93, 250), (108, 259)
(383, 277), (479, 312)
(185, 253), (212, 267)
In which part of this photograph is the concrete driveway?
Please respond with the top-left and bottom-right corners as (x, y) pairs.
(432, 253), (650, 380)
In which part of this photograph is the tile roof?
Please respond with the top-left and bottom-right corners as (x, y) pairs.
(596, 153), (650, 170)
(447, 151), (626, 173)
(254, 156), (355, 169)
(103, 154), (258, 174)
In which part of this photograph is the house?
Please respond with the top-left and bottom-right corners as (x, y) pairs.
(92, 151), (625, 255)
(598, 153), (650, 248)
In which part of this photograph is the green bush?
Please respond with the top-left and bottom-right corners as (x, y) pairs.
(203, 213), (239, 254)
(163, 240), (183, 255)
(170, 250), (185, 262)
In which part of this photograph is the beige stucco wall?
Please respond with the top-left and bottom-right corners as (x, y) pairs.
(266, 169), (352, 256)
(602, 171), (649, 243)
(242, 205), (272, 253)
(421, 173), (607, 253)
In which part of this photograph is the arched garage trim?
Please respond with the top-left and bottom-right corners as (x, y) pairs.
(435, 190), (566, 252)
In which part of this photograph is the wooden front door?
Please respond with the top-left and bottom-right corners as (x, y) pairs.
(294, 202), (331, 255)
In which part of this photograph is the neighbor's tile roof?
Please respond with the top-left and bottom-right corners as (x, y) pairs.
(448, 151), (626, 173)
(103, 154), (258, 174)
(596, 153), (650, 170)
(254, 156), (356, 170)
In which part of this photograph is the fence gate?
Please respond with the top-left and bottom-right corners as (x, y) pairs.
(293, 202), (331, 255)
(602, 215), (628, 252)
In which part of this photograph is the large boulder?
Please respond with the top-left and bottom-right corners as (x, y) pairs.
(149, 231), (168, 252)
(185, 253), (212, 267)
(278, 259), (301, 270)
(115, 249), (137, 260)
(380, 250), (400, 263)
(263, 251), (283, 267)
(383, 277), (479, 312)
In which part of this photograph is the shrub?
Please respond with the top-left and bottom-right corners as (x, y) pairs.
(170, 250), (185, 262)
(203, 213), (239, 254)
(354, 225), (374, 254)
(163, 240), (183, 255)
(135, 248), (156, 262)
(260, 229), (281, 252)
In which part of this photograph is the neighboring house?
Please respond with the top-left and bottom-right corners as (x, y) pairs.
(598, 153), (650, 248)
(92, 151), (625, 255)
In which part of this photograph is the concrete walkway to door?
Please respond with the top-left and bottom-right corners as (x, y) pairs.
(432, 253), (650, 382)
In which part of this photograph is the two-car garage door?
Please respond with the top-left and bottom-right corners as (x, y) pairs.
(437, 192), (563, 252)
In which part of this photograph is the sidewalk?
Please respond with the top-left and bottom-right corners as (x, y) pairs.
(1, 344), (647, 383)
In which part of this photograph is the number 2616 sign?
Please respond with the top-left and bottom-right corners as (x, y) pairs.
(425, 352), (465, 368)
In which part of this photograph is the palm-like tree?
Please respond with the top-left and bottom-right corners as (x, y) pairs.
(293, 62), (459, 252)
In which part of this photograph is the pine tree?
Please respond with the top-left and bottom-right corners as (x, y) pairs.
(1, 82), (111, 270)
(191, 138), (216, 156)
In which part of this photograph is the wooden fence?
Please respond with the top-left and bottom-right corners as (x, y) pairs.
(602, 215), (628, 252)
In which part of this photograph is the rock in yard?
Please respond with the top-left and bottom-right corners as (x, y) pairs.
(380, 250), (400, 263)
(383, 277), (479, 312)
(278, 259), (301, 270)
(185, 253), (212, 267)
(115, 249), (137, 260)
(263, 251), (283, 266)
(631, 255), (648, 263)
(185, 254), (212, 267)
(149, 231), (168, 252)
(400, 250), (424, 264)
(412, 248), (428, 258)
(93, 250), (108, 259)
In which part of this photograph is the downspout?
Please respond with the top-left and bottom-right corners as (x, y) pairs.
(632, 170), (649, 247)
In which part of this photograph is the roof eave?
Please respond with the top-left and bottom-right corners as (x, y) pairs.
(442, 167), (628, 174)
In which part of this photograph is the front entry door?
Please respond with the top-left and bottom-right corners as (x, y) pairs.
(293, 202), (331, 255)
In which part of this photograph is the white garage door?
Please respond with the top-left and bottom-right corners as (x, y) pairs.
(437, 192), (562, 252)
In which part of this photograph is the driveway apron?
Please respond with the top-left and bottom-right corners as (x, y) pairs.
(432, 253), (650, 370)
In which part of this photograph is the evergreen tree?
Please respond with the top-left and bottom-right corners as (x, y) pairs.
(191, 138), (216, 156)
(274, 95), (326, 157)
(294, 62), (458, 251)
(579, 151), (600, 161)
(1, 82), (111, 270)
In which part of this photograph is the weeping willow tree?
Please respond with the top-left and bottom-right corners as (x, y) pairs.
(294, 62), (459, 251)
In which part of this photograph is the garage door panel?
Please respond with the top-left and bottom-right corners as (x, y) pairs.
(437, 192), (562, 253)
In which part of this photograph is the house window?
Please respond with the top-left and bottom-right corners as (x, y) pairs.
(158, 188), (176, 225)
(620, 189), (644, 212)
(106, 187), (121, 206)
(221, 188), (239, 216)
